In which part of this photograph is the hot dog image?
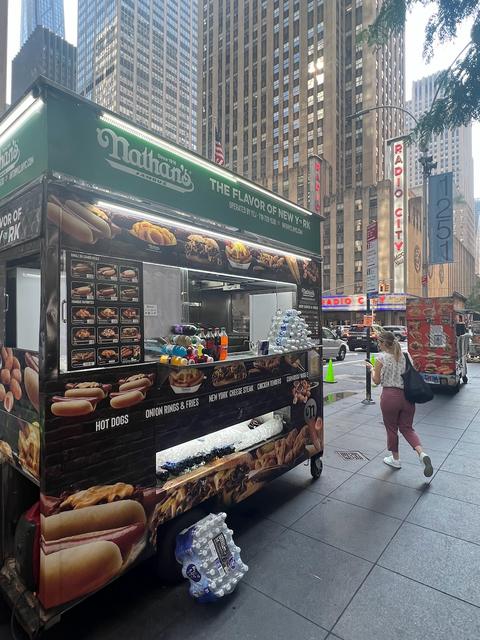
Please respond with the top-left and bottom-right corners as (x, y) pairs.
(96, 284), (118, 300)
(96, 264), (118, 280)
(47, 196), (119, 245)
(39, 485), (148, 609)
(109, 373), (155, 408)
(51, 382), (110, 417)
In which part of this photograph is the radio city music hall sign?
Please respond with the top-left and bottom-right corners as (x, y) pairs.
(392, 140), (406, 293)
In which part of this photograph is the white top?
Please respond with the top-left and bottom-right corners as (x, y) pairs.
(379, 352), (406, 389)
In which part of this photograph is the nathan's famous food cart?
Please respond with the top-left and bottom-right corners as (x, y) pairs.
(406, 297), (469, 393)
(0, 81), (324, 636)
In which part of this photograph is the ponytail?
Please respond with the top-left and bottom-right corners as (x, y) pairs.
(392, 339), (402, 362)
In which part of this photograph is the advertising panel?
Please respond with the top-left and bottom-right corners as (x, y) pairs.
(390, 137), (407, 292)
(308, 155), (323, 216)
(366, 220), (378, 294)
(428, 172), (454, 264)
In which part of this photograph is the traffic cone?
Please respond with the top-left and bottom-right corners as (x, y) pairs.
(325, 359), (336, 383)
(370, 353), (376, 367)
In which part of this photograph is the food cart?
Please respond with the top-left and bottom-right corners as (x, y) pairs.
(406, 297), (469, 393)
(0, 80), (324, 636)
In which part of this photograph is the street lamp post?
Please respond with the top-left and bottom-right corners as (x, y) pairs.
(349, 105), (434, 297)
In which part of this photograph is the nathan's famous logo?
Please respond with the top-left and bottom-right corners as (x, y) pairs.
(96, 127), (194, 193)
(0, 139), (20, 177)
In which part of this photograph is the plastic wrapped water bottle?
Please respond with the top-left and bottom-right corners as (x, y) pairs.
(175, 513), (248, 603)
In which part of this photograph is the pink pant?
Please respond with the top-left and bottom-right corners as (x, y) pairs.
(380, 387), (421, 454)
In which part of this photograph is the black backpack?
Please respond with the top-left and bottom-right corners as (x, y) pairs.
(402, 353), (434, 404)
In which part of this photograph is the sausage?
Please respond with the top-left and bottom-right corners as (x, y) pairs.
(118, 378), (152, 392)
(47, 202), (95, 244)
(110, 390), (145, 409)
(39, 541), (122, 609)
(51, 399), (95, 417)
(42, 500), (146, 541)
(64, 387), (106, 400)
(42, 522), (145, 559)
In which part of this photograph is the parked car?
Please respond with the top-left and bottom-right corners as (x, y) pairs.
(383, 325), (408, 341)
(346, 324), (385, 352)
(322, 327), (347, 361)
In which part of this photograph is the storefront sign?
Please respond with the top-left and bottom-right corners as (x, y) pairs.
(366, 221), (378, 294)
(0, 99), (47, 202)
(322, 293), (407, 312)
(322, 295), (367, 311)
(0, 185), (42, 249)
(428, 172), (454, 264)
(44, 89), (320, 255)
(308, 155), (323, 216)
(390, 138), (406, 292)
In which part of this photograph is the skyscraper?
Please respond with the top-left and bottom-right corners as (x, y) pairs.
(77, 0), (198, 150)
(407, 72), (475, 212)
(12, 26), (76, 103)
(0, 0), (7, 113)
(21, 0), (65, 47)
(199, 0), (404, 296)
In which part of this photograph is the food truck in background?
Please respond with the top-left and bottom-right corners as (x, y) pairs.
(467, 320), (480, 362)
(406, 297), (469, 393)
(0, 81), (324, 636)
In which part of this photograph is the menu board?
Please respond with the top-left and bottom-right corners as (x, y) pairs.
(66, 252), (144, 370)
(297, 286), (320, 340)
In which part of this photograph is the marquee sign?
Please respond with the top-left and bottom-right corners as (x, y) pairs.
(390, 137), (407, 293)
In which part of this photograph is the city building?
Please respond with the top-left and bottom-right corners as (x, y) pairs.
(21, 0), (65, 46)
(77, 0), (198, 150)
(475, 198), (480, 276)
(198, 0), (405, 298)
(406, 72), (475, 212)
(12, 26), (76, 103)
(0, 0), (7, 113)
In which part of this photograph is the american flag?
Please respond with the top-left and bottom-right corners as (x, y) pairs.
(214, 126), (225, 165)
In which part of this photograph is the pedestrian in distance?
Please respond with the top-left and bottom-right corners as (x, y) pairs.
(365, 331), (433, 477)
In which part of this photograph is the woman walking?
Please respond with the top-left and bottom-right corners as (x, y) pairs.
(365, 331), (433, 477)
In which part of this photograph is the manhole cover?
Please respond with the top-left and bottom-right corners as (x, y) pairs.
(336, 450), (369, 461)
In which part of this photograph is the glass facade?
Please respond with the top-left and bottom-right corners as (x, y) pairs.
(21, 0), (65, 46)
(77, 0), (198, 150)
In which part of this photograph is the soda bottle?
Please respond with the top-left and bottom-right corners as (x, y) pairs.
(220, 327), (228, 360)
(205, 328), (215, 355)
(213, 327), (221, 361)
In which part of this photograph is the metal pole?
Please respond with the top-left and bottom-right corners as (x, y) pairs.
(362, 294), (375, 405)
(421, 149), (429, 297)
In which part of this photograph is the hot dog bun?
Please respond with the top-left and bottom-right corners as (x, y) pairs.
(39, 541), (122, 609)
(110, 390), (145, 409)
(65, 200), (112, 239)
(51, 399), (94, 417)
(42, 500), (146, 541)
(47, 202), (95, 244)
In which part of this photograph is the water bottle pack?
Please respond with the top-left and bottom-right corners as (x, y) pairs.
(175, 513), (248, 602)
(268, 308), (314, 353)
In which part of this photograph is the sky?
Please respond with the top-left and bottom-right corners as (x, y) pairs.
(5, 0), (479, 197)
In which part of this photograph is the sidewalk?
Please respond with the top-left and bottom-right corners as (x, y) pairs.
(8, 365), (480, 639)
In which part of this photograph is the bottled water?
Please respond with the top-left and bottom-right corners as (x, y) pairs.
(175, 512), (248, 602)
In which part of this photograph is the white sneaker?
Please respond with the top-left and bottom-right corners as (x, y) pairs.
(420, 452), (433, 477)
(383, 455), (401, 469)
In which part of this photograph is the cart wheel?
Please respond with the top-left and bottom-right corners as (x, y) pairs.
(463, 375), (468, 384)
(310, 456), (323, 480)
(155, 506), (209, 585)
